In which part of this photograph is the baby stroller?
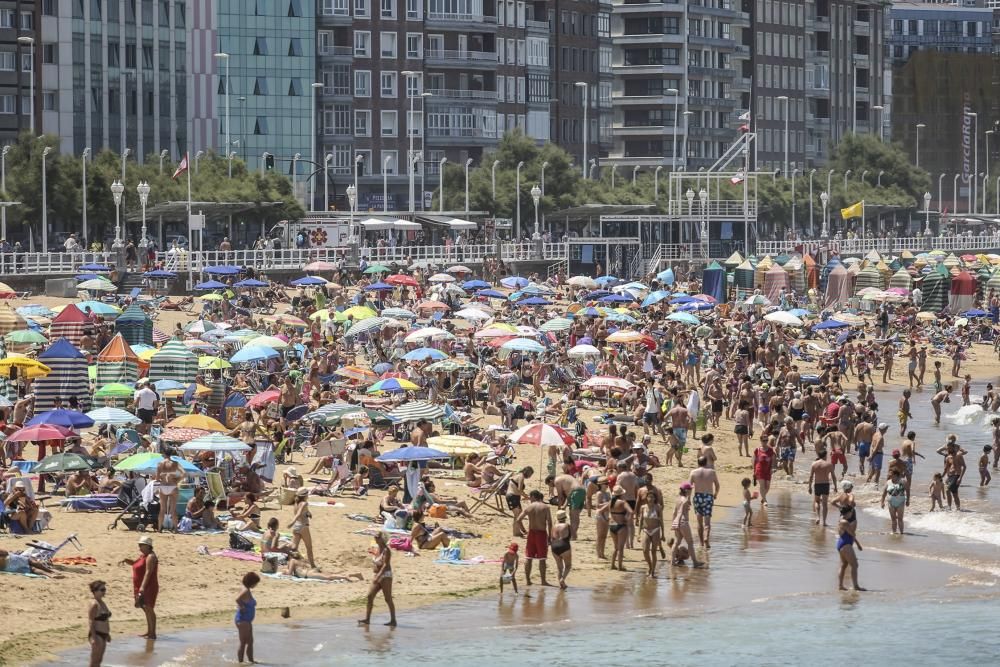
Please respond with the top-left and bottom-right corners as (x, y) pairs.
(107, 481), (159, 531)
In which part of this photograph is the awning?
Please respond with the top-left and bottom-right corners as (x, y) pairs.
(393, 220), (422, 230)
(358, 218), (397, 231)
(417, 214), (480, 230)
(445, 218), (478, 230)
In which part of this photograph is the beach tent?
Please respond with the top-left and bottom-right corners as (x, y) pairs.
(0, 305), (26, 336)
(48, 303), (88, 347)
(875, 260), (892, 288)
(976, 266), (992, 302)
(889, 267), (912, 291)
(763, 264), (789, 302)
(987, 268), (1000, 297)
(723, 251), (744, 271)
(774, 253), (790, 266)
(223, 391), (248, 428)
(899, 249), (915, 268)
(114, 304), (153, 347)
(206, 376), (226, 418)
(783, 257), (806, 294)
(854, 265), (882, 295)
(802, 254), (819, 291)
(33, 338), (91, 412)
(96, 333), (143, 385)
(920, 266), (949, 313)
(942, 253), (961, 269)
(148, 339), (198, 385)
(701, 261), (726, 303)
(754, 256), (773, 290)
(819, 257), (842, 292)
(949, 270), (977, 313)
(824, 264), (851, 308)
(733, 260), (756, 290)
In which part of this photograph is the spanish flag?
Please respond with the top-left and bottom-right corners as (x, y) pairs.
(840, 200), (864, 220)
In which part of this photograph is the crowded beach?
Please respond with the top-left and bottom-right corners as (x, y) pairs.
(0, 246), (998, 665)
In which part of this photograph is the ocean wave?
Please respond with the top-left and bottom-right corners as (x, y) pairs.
(944, 404), (986, 426)
(862, 506), (1000, 547)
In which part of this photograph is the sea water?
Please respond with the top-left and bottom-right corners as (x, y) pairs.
(44, 387), (1000, 666)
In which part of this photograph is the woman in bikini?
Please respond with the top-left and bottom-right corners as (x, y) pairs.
(409, 509), (451, 550)
(87, 580), (111, 667)
(592, 477), (611, 560)
(233, 493), (262, 531)
(604, 486), (632, 571)
(641, 484), (665, 577)
(288, 488), (316, 567)
(550, 509), (572, 589)
(671, 482), (703, 567)
(360, 532), (397, 627)
(836, 504), (864, 591)
(155, 449), (184, 532)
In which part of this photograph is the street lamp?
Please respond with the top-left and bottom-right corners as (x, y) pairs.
(915, 123), (926, 168)
(872, 105), (884, 142)
(938, 173), (945, 215)
(309, 82), (323, 208)
(195, 150), (204, 175)
(861, 170), (868, 185)
(654, 165), (664, 201)
(159, 149), (169, 175)
(260, 152), (270, 177)
(791, 169), (798, 238)
(82, 148), (90, 245)
(540, 161), (549, 196)
(346, 183), (357, 247)
(777, 95), (789, 177)
(227, 151), (237, 178)
(383, 154), (392, 213)
(877, 170), (884, 187)
(402, 70), (425, 211)
(491, 159), (500, 203)
(667, 87), (680, 171)
(323, 153), (332, 212)
(808, 168), (816, 236)
(137, 181), (150, 250)
(575, 82), (588, 178)
(632, 165), (640, 185)
(17, 36), (34, 134)
(439, 157), (448, 213)
(40, 146), (51, 252)
(682, 111), (694, 168)
(292, 153), (302, 206)
(515, 160), (524, 237)
(953, 173), (960, 216)
(611, 165), (617, 189)
(464, 158), (473, 214)
(110, 179), (125, 249)
(121, 147), (130, 180)
(686, 188), (695, 242)
(589, 158), (597, 180)
(820, 191), (829, 237)
(967, 111), (979, 213)
(923, 191), (932, 235)
(698, 187), (709, 257)
(986, 130), (995, 211)
(843, 169), (852, 191)
(213, 53), (230, 157)
(0, 146), (8, 240)
(531, 184), (542, 239)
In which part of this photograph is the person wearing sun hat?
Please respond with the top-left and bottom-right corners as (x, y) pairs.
(121, 536), (159, 640)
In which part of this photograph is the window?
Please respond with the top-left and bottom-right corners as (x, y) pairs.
(354, 31), (371, 57)
(288, 38), (303, 57)
(253, 77), (269, 95)
(381, 151), (398, 175)
(406, 33), (422, 59)
(253, 116), (269, 135)
(406, 110), (422, 137)
(0, 52), (13, 72)
(354, 0), (369, 17)
(108, 42), (120, 67)
(142, 45), (153, 69)
(324, 0), (349, 16)
(380, 32), (397, 58)
(253, 38), (268, 56)
(318, 31), (331, 55)
(380, 110), (397, 137)
(20, 94), (31, 115)
(381, 71), (397, 97)
(125, 44), (137, 69)
(42, 0), (56, 15)
(288, 79), (303, 96)
(19, 10), (33, 30)
(355, 110), (371, 136)
(354, 70), (371, 96)
(0, 95), (13, 114)
(288, 0), (302, 17)
(497, 75), (505, 102)
(381, 0), (395, 19)
(406, 0), (421, 20)
(405, 73), (422, 97)
(43, 91), (57, 111)
(355, 150), (371, 176)
(0, 10), (13, 27)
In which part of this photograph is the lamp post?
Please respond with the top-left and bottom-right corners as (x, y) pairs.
(986, 130), (994, 211)
(464, 158), (473, 214)
(966, 111), (978, 212)
(654, 165), (663, 201)
(877, 170), (884, 187)
(0, 146), (8, 240)
(843, 169), (851, 191)
(938, 173), (945, 216)
(213, 52), (230, 157)
(227, 151), (236, 178)
(540, 161), (549, 196)
(953, 173), (960, 216)
(346, 183), (357, 262)
(791, 168), (798, 238)
(611, 165), (617, 189)
(698, 187), (709, 258)
(17, 36), (34, 134)
(491, 160), (500, 203)
(808, 169), (816, 237)
(860, 170), (868, 185)
(110, 179), (124, 249)
(81, 148), (90, 245)
(40, 146), (51, 253)
(309, 82), (323, 209)
(682, 111), (694, 169)
(121, 147), (130, 180)
(259, 152), (268, 176)
(158, 149), (168, 175)
(575, 82), (588, 178)
(589, 159), (597, 180)
(354, 153), (364, 209)
(194, 150), (204, 175)
(820, 191), (829, 237)
(995, 175), (1000, 215)
(402, 71), (424, 212)
(383, 154), (392, 213)
(983, 173), (990, 216)
(872, 105), (884, 142)
(686, 187), (695, 243)
(323, 153), (332, 212)
(667, 87), (680, 171)
(238, 96), (247, 161)
(137, 181), (150, 250)
(827, 170), (835, 202)
(777, 95), (789, 176)
(531, 184), (541, 239)
(515, 160), (524, 237)
(923, 191), (932, 235)
(439, 157), (448, 213)
(915, 123), (926, 168)
(632, 165), (640, 185)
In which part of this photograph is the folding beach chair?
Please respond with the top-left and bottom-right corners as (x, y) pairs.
(205, 471), (229, 510)
(468, 470), (513, 517)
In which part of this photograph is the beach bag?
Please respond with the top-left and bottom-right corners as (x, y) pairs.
(428, 504), (447, 519)
(229, 532), (255, 552)
(388, 536), (413, 551)
(177, 516), (193, 533)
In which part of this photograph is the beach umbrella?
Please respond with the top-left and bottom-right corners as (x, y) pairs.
(204, 265), (241, 275)
(598, 293), (633, 304)
(388, 401), (445, 422)
(143, 269), (176, 279)
(812, 319), (850, 330)
(229, 345), (280, 363)
(27, 408), (95, 429)
(178, 433), (252, 452)
(194, 280), (228, 290)
(666, 312), (700, 325)
(341, 316), (388, 339)
(381, 307), (416, 319)
(540, 317), (573, 332)
(744, 294), (772, 306)
(476, 289), (506, 299)
(657, 268), (675, 285)
(7, 423), (74, 442)
(85, 407), (140, 425)
(462, 279), (490, 290)
(518, 297), (551, 307)
(198, 293), (224, 301)
(454, 308), (492, 321)
(915, 311), (937, 322)
(500, 276), (529, 289)
(429, 273), (456, 283)
(677, 301), (714, 312)
(788, 308), (811, 317)
(447, 265), (472, 274)
(78, 279), (117, 292)
(152, 379), (185, 392)
(425, 359), (477, 373)
(509, 423), (575, 446)
(403, 347), (449, 362)
(329, 366), (377, 383)
(75, 274), (105, 282)
(363, 264), (390, 274)
(594, 276), (619, 286)
(245, 335), (290, 350)
(115, 453), (203, 475)
(831, 312), (866, 326)
(426, 435), (491, 457)
(500, 338), (546, 354)
(34, 452), (99, 473)
(606, 330), (644, 344)
(342, 305), (379, 321)
(167, 414), (228, 432)
(304, 260), (337, 272)
(764, 311), (804, 327)
(567, 344), (601, 358)
(79, 263), (112, 271)
(0, 356), (50, 375)
(584, 289), (612, 300)
(185, 320), (218, 334)
(577, 306), (605, 318)
(367, 378), (421, 394)
(4, 329), (47, 344)
(290, 276), (328, 286)
(76, 301), (122, 316)
(641, 290), (671, 308)
(94, 382), (134, 399)
(386, 274), (418, 287)
(581, 376), (636, 392)
(567, 276), (597, 288)
(16, 305), (56, 318)
(415, 300), (450, 312)
(605, 312), (638, 324)
(377, 446), (451, 463)
(234, 278), (269, 288)
(364, 281), (394, 291)
(670, 295), (698, 305)
(404, 327), (454, 342)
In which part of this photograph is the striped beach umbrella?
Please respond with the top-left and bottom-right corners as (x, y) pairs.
(509, 423), (575, 446)
(85, 407), (141, 425)
(540, 317), (573, 332)
(344, 316), (388, 338)
(388, 401), (445, 422)
(114, 304), (153, 346)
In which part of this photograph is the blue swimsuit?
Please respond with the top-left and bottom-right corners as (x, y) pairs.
(836, 531), (855, 552)
(235, 594), (256, 623)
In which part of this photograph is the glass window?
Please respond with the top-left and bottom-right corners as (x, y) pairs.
(381, 0), (395, 19)
(0, 95), (14, 114)
(380, 32), (397, 58)
(355, 0), (369, 17)
(381, 71), (397, 98)
(354, 31), (370, 57)
(0, 9), (13, 27)
(288, 38), (303, 57)
(355, 110), (371, 136)
(380, 110), (397, 137)
(381, 150), (397, 175)
(406, 33), (422, 59)
(0, 52), (13, 71)
(354, 70), (371, 96)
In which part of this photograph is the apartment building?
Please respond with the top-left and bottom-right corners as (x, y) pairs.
(0, 0), (38, 146)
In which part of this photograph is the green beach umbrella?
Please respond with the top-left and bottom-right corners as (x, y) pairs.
(363, 264), (390, 274)
(4, 330), (48, 344)
(94, 382), (134, 398)
(35, 452), (99, 473)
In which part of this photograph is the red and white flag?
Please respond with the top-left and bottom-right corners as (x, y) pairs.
(172, 153), (189, 180)
(730, 169), (745, 185)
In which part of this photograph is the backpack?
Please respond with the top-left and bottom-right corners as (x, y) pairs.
(229, 532), (255, 552)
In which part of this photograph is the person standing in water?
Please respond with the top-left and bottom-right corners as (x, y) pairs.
(87, 580), (111, 667)
(360, 532), (396, 627)
(688, 457), (720, 549)
(235, 572), (260, 664)
(808, 450), (837, 526)
(670, 482), (703, 568)
(880, 469), (908, 535)
(523, 490), (553, 585)
(836, 505), (864, 592)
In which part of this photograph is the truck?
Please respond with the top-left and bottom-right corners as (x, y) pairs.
(268, 219), (352, 249)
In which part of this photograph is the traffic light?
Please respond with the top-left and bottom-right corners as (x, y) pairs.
(265, 154), (275, 170)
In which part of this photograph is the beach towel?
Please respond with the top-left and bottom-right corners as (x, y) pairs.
(346, 513), (379, 523)
(389, 536), (414, 552)
(261, 572), (344, 584)
(0, 570), (44, 578)
(211, 549), (262, 562)
(434, 556), (504, 566)
(60, 494), (120, 511)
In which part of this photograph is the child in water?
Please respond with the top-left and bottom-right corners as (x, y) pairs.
(741, 477), (753, 527)
(929, 473), (945, 511)
(500, 542), (519, 597)
(980, 446), (992, 487)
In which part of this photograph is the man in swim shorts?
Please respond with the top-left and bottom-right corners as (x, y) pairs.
(688, 456), (720, 549)
(808, 450), (837, 526)
(522, 490), (552, 586)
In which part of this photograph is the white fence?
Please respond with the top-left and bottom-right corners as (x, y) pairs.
(756, 235), (1000, 257)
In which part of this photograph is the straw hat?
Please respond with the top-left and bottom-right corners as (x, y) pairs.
(285, 467), (298, 477)
(556, 509), (567, 521)
(612, 485), (626, 497)
(295, 488), (309, 498)
(137, 536), (154, 547)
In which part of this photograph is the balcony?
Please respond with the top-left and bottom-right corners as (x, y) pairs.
(426, 12), (497, 30)
(614, 94), (671, 106)
(526, 19), (548, 33)
(689, 35), (736, 49)
(317, 9), (352, 25)
(426, 88), (497, 101)
(613, 124), (667, 137)
(734, 44), (750, 56)
(426, 127), (499, 145)
(612, 1), (668, 15)
(615, 33), (672, 46)
(318, 45), (352, 60)
(688, 66), (734, 79)
(688, 96), (738, 109)
(612, 62), (684, 75)
(808, 49), (829, 61)
(688, 126), (734, 139)
(424, 50), (498, 69)
(687, 2), (739, 19)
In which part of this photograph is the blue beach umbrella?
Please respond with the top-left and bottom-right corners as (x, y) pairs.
(462, 279), (490, 290)
(153, 379), (186, 392)
(678, 301), (714, 312)
(203, 265), (242, 275)
(403, 347), (448, 361)
(290, 276), (327, 286)
(501, 338), (546, 353)
(963, 309), (989, 318)
(598, 293), (634, 303)
(144, 270), (177, 278)
(812, 319), (849, 331)
(594, 275), (619, 286)
(518, 297), (551, 306)
(500, 276), (529, 289)
(76, 301), (122, 316)
(377, 446), (450, 463)
(194, 280), (228, 290)
(641, 291), (671, 308)
(657, 268), (675, 285)
(670, 295), (698, 305)
(233, 278), (269, 288)
(365, 282), (394, 291)
(666, 312), (700, 325)
(27, 409), (95, 429)
(578, 306), (604, 317)
(476, 289), (506, 299)
(584, 290), (612, 299)
(230, 345), (280, 363)
(78, 263), (112, 272)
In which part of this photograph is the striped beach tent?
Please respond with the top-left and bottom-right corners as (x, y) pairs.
(763, 264), (789, 302)
(49, 304), (88, 347)
(388, 401), (445, 423)
(0, 305), (26, 336)
(819, 257), (842, 292)
(754, 256), (773, 290)
(949, 270), (976, 313)
(875, 260), (892, 289)
(920, 267), (949, 313)
(783, 257), (806, 294)
(723, 251), (744, 271)
(114, 304), (153, 347)
(854, 265), (882, 295)
(987, 268), (1000, 297)
(824, 264), (851, 308)
(802, 253), (819, 291)
(889, 267), (912, 291)
(34, 338), (91, 412)
(733, 260), (756, 290)
(96, 333), (142, 385)
(976, 266), (991, 302)
(148, 339), (198, 385)
(701, 261), (726, 303)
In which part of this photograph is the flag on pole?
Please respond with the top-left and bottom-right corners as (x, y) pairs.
(172, 153), (189, 180)
(738, 110), (750, 121)
(841, 201), (864, 220)
(731, 169), (745, 185)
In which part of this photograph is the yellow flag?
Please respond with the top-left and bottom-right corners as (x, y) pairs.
(840, 201), (863, 220)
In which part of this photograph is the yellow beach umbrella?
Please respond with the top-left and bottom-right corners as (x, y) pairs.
(343, 305), (378, 321)
(198, 293), (224, 301)
(166, 414), (228, 432)
(426, 435), (492, 457)
(198, 356), (232, 370)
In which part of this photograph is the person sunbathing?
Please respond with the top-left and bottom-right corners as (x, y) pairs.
(185, 488), (219, 530)
(232, 493), (262, 531)
(409, 510), (451, 550)
(412, 479), (472, 518)
(282, 467), (304, 490)
(4, 481), (39, 533)
(65, 470), (98, 496)
(0, 549), (60, 577)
